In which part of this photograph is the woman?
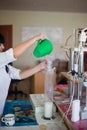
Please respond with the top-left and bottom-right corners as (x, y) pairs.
(0, 33), (47, 116)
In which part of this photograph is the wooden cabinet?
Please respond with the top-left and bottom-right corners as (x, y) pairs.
(30, 71), (56, 94)
(29, 61), (68, 94)
(30, 72), (45, 94)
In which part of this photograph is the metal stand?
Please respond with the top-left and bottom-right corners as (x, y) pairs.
(81, 82), (87, 119)
(69, 47), (87, 120)
(68, 48), (84, 100)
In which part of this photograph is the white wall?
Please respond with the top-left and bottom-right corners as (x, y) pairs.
(0, 10), (87, 69)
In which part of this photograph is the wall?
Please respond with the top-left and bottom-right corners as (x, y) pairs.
(0, 10), (87, 69)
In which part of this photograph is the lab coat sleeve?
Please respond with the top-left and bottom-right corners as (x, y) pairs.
(0, 48), (16, 67)
(7, 65), (21, 80)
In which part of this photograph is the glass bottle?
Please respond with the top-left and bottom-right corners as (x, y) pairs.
(44, 60), (54, 118)
(44, 60), (54, 102)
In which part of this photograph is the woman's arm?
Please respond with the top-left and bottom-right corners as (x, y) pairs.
(19, 61), (47, 79)
(13, 33), (46, 58)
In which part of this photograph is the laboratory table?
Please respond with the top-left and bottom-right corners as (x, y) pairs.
(0, 99), (68, 130)
(1, 87), (87, 130)
(54, 84), (87, 130)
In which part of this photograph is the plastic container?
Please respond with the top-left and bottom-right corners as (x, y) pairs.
(33, 39), (53, 58)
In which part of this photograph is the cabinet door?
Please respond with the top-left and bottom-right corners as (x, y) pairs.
(0, 25), (12, 50)
(34, 72), (45, 94)
(30, 71), (57, 94)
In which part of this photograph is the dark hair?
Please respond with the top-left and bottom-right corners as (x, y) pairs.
(0, 34), (5, 44)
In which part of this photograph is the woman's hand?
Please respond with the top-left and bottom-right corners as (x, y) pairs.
(35, 33), (47, 41)
(39, 60), (47, 71)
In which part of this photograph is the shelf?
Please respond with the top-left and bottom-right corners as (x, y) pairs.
(61, 72), (80, 83)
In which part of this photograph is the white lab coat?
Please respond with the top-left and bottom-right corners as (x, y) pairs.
(0, 48), (21, 116)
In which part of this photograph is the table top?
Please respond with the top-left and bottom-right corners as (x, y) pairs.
(0, 126), (40, 130)
(1, 100), (38, 126)
(0, 99), (68, 130)
(0, 124), (62, 130)
(54, 85), (87, 130)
